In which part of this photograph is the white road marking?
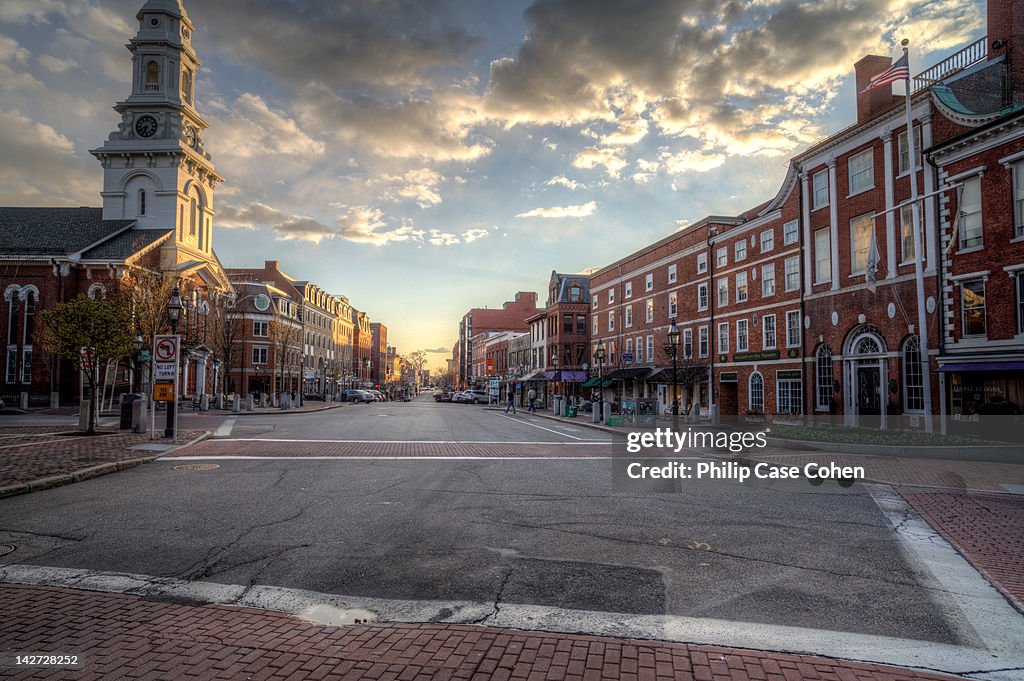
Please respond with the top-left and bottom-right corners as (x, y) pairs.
(211, 438), (609, 445)
(1, 563), (1020, 679)
(158, 455), (617, 461)
(495, 414), (585, 440)
(213, 418), (236, 438)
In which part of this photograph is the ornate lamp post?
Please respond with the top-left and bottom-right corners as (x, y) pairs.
(132, 335), (143, 393)
(664, 319), (680, 431)
(595, 340), (605, 421)
(165, 286), (183, 438)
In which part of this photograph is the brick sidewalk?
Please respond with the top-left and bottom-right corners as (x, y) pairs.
(901, 491), (1024, 614)
(0, 584), (964, 681)
(0, 427), (204, 498)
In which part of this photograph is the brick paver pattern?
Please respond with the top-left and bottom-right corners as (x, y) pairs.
(0, 584), (966, 680)
(901, 491), (1024, 613)
(172, 440), (613, 458)
(0, 427), (202, 488)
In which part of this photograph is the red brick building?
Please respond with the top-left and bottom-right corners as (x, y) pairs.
(370, 322), (388, 389)
(543, 271), (591, 400)
(224, 279), (301, 397)
(456, 292), (538, 388)
(587, 0), (1024, 424)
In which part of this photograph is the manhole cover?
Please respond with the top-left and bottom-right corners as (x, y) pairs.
(172, 463), (221, 471)
(0, 544), (15, 557)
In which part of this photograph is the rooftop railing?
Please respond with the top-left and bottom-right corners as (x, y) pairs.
(912, 37), (987, 92)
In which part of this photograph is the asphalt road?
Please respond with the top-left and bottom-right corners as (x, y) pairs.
(0, 396), (967, 646)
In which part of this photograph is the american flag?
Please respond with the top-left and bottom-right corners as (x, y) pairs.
(859, 53), (910, 94)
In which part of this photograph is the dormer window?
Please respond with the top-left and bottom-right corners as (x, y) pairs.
(145, 61), (160, 91)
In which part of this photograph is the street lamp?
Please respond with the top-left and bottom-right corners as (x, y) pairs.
(167, 286), (183, 334)
(595, 340), (605, 421)
(665, 319), (680, 431)
(165, 286), (182, 438)
(133, 335), (143, 393)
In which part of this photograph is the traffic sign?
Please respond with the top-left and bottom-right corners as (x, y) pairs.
(155, 338), (177, 362)
(152, 335), (179, 381)
(153, 383), (175, 401)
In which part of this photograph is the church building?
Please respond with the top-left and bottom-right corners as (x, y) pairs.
(0, 0), (233, 407)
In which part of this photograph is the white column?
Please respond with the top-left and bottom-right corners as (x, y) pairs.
(197, 357), (207, 395)
(882, 130), (897, 278)
(921, 113), (937, 272)
(800, 172), (813, 294)
(828, 158), (840, 291)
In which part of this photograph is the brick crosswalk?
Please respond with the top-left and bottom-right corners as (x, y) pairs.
(171, 440), (612, 458)
(0, 584), (965, 681)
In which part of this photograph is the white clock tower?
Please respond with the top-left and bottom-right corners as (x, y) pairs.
(90, 0), (222, 259)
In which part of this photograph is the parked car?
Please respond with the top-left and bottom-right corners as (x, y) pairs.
(451, 391), (469, 403)
(349, 389), (373, 403)
(368, 390), (385, 401)
(464, 389), (492, 404)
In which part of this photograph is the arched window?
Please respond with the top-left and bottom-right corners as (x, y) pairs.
(181, 68), (193, 104)
(138, 188), (147, 216)
(815, 344), (833, 410)
(21, 291), (34, 384)
(146, 61), (159, 90)
(5, 290), (19, 384)
(903, 336), (924, 412)
(749, 371), (764, 412)
(190, 195), (197, 235)
(87, 284), (107, 300)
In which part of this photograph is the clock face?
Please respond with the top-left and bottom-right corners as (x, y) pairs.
(135, 115), (158, 138)
(184, 125), (197, 147)
(254, 294), (271, 312)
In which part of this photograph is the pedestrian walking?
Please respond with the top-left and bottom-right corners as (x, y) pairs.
(527, 387), (537, 412)
(505, 391), (517, 414)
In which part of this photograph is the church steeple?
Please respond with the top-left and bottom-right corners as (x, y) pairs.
(90, 0), (222, 257)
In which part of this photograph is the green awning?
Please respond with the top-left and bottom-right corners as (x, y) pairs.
(580, 377), (600, 388)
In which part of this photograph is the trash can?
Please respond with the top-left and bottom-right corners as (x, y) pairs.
(566, 404), (578, 418)
(120, 393), (142, 429)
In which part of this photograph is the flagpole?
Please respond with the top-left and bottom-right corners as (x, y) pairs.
(902, 39), (934, 432)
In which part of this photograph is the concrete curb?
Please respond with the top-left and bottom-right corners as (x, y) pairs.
(0, 430), (212, 500)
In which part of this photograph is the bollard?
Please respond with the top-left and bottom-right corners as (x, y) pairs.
(280, 392), (291, 409)
(215, 394), (224, 410)
(231, 394), (240, 413)
(132, 396), (147, 433)
(19, 392), (28, 410)
(602, 402), (611, 425)
(50, 392), (60, 409)
(246, 395), (254, 411)
(200, 394), (209, 411)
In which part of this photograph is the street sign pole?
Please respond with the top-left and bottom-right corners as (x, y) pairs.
(153, 334), (180, 439)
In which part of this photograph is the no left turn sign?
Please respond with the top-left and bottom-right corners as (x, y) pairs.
(155, 338), (177, 362)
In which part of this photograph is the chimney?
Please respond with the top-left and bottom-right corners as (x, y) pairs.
(265, 260), (279, 271)
(855, 55), (898, 123)
(988, 0), (1024, 105)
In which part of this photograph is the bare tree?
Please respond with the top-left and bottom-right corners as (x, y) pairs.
(268, 309), (300, 395)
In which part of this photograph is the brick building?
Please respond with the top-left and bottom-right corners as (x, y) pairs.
(543, 272), (591, 400)
(590, 220), (715, 416)
(224, 279), (301, 397)
(456, 292), (538, 388)
(589, 0), (1024, 425)
(370, 322), (388, 389)
(352, 310), (372, 388)
(1, 0), (233, 407)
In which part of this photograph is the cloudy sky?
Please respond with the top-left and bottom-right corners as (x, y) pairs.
(0, 0), (984, 368)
